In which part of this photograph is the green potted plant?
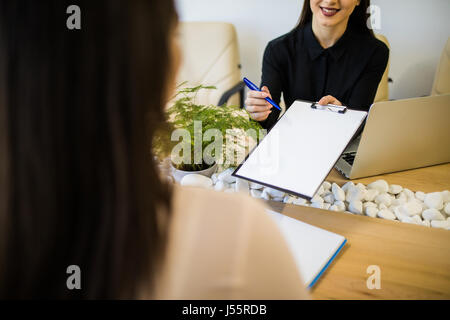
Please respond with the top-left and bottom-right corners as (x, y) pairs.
(153, 84), (264, 182)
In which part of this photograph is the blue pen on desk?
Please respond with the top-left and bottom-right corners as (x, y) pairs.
(243, 77), (281, 111)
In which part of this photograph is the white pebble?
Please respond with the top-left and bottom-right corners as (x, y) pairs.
(412, 215), (423, 224)
(293, 197), (308, 206)
(250, 189), (262, 198)
(375, 193), (392, 207)
(341, 181), (354, 193)
(422, 220), (431, 227)
(377, 209), (396, 220)
(316, 185), (325, 196)
(180, 174), (213, 188)
(404, 200), (423, 216)
(329, 205), (339, 211)
(402, 188), (415, 200)
(400, 216), (418, 225)
(424, 192), (444, 210)
(392, 197), (406, 206)
(431, 220), (450, 229)
(323, 203), (331, 210)
(364, 189), (379, 202)
(261, 188), (271, 200)
(264, 187), (285, 198)
(333, 200), (346, 212)
(311, 195), (324, 204)
(445, 203), (450, 215)
(311, 202), (324, 209)
(365, 206), (378, 218)
(323, 192), (335, 204)
(249, 182), (263, 189)
(378, 203), (388, 210)
(346, 186), (366, 202)
(283, 195), (296, 204)
(322, 181), (332, 191)
(217, 168), (236, 184)
(415, 191), (426, 201)
(422, 208), (445, 221)
(363, 201), (377, 208)
(214, 180), (228, 191)
(348, 201), (363, 214)
(442, 190), (450, 203)
(388, 184), (403, 195)
(272, 196), (284, 202)
(332, 183), (345, 201)
(367, 179), (389, 193)
(211, 173), (218, 184)
(235, 178), (249, 194)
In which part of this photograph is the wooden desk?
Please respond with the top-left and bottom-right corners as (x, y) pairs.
(267, 163), (450, 299)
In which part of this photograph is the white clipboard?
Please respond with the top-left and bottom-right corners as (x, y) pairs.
(233, 100), (367, 199)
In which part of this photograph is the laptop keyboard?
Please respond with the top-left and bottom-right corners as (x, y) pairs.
(342, 152), (356, 165)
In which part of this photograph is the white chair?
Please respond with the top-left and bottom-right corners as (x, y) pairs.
(431, 37), (450, 95)
(176, 22), (244, 107)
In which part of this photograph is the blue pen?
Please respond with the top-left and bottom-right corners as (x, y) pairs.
(243, 77), (281, 111)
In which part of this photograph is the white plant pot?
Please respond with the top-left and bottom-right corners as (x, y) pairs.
(171, 162), (217, 183)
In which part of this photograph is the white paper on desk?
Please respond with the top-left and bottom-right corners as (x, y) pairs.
(266, 209), (346, 288)
(233, 100), (367, 199)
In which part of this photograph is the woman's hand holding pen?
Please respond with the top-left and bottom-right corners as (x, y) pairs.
(245, 86), (273, 121)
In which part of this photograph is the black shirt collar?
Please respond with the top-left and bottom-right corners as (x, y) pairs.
(304, 22), (351, 61)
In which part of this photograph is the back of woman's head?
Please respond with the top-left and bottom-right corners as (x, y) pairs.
(0, 0), (176, 299)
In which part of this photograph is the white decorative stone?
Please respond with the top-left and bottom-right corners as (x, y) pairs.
(333, 200), (346, 212)
(391, 197), (406, 206)
(332, 183), (345, 201)
(402, 188), (415, 200)
(250, 189), (262, 198)
(412, 215), (423, 224)
(400, 216), (418, 225)
(235, 178), (249, 194)
(217, 168), (236, 184)
(264, 187), (285, 198)
(404, 200), (423, 216)
(422, 208), (445, 221)
(341, 181), (354, 193)
(323, 192), (335, 204)
(180, 174), (213, 188)
(311, 202), (324, 209)
(316, 185), (325, 196)
(431, 220), (450, 230)
(283, 195), (296, 204)
(377, 209), (395, 220)
(311, 195), (324, 204)
(388, 184), (403, 195)
(424, 192), (444, 210)
(249, 182), (263, 190)
(293, 197), (308, 206)
(367, 180), (389, 193)
(272, 196), (284, 202)
(356, 183), (366, 190)
(365, 206), (378, 218)
(322, 181), (332, 191)
(422, 220), (431, 227)
(363, 201), (377, 208)
(375, 193), (392, 207)
(364, 189), (379, 202)
(442, 190), (450, 203)
(378, 203), (388, 210)
(346, 186), (366, 203)
(211, 173), (218, 184)
(261, 189), (271, 200)
(329, 205), (339, 211)
(415, 191), (426, 201)
(444, 203), (450, 215)
(348, 200), (363, 214)
(214, 180), (228, 192)
(323, 203), (331, 210)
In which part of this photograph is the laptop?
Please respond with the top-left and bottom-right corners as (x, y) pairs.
(335, 94), (450, 179)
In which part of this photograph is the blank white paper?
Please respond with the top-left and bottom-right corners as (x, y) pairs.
(267, 209), (346, 288)
(234, 100), (367, 199)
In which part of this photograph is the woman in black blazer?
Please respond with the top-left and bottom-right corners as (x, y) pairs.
(245, 0), (389, 130)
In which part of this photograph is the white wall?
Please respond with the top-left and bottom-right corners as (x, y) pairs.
(176, 0), (450, 100)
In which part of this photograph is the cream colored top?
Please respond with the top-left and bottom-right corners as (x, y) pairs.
(153, 184), (309, 299)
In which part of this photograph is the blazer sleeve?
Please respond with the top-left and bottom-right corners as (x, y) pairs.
(259, 42), (283, 130)
(348, 42), (389, 111)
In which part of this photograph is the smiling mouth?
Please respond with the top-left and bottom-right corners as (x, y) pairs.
(320, 6), (341, 17)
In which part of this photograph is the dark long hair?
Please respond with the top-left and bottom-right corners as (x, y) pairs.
(0, 0), (176, 299)
(297, 0), (375, 37)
